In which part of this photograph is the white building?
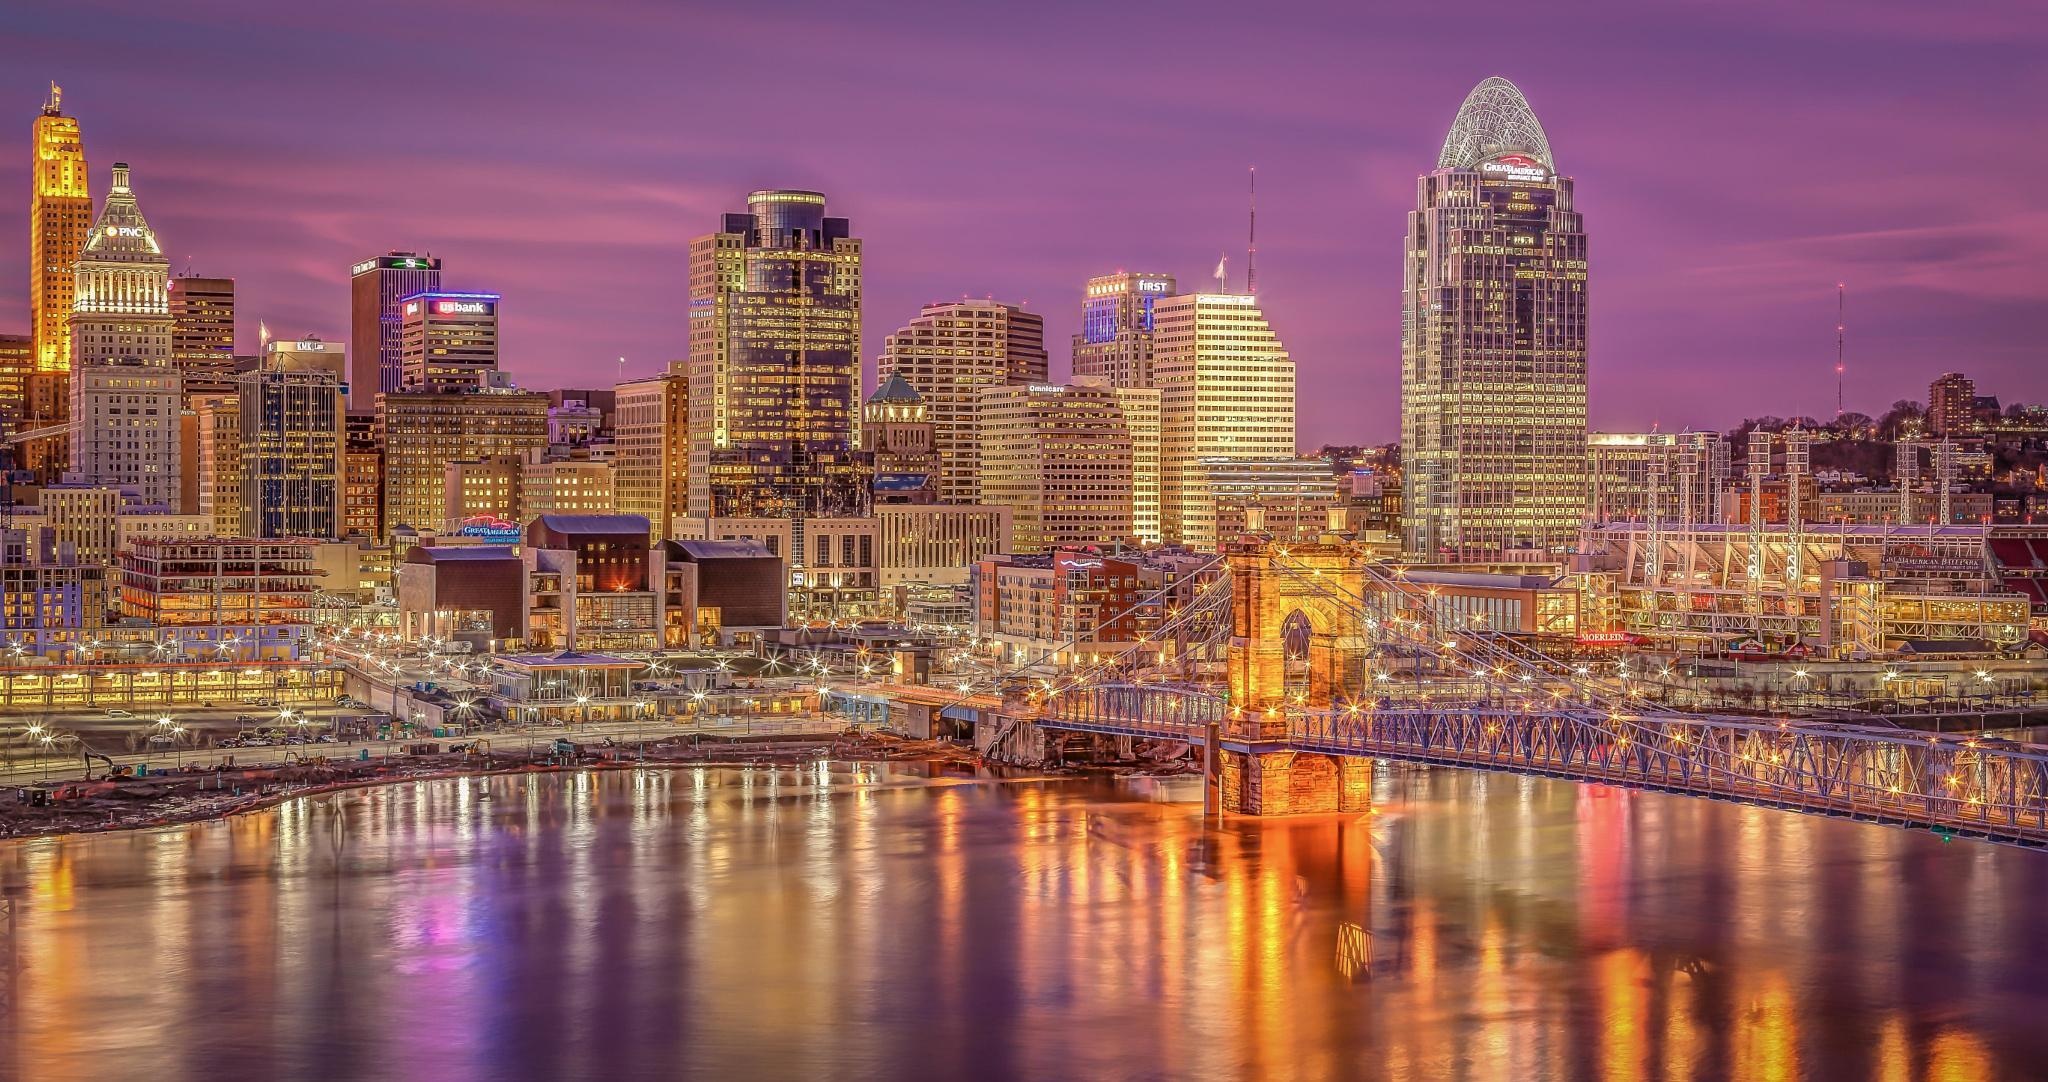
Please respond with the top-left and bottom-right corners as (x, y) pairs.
(878, 300), (1048, 504)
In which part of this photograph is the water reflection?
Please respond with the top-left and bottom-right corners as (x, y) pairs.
(1, 760), (2045, 1080)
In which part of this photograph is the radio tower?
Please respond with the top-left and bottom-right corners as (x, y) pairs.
(1245, 167), (1257, 296)
(1834, 283), (1846, 418)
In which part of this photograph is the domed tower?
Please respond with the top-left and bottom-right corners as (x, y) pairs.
(1401, 77), (1588, 562)
(863, 372), (938, 505)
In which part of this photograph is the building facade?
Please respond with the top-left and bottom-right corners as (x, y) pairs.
(1587, 431), (1732, 525)
(686, 189), (868, 527)
(239, 337), (346, 539)
(168, 273), (237, 400)
(611, 369), (688, 538)
(1151, 293), (1295, 549)
(118, 537), (318, 660)
(1403, 77), (1588, 561)
(377, 389), (550, 538)
(977, 383), (1134, 553)
(68, 163), (180, 507)
(348, 252), (440, 408)
(879, 300), (1048, 503)
(1071, 272), (1175, 389)
(1929, 372), (1976, 438)
(863, 373), (939, 503)
(193, 393), (241, 536)
(399, 291), (500, 391)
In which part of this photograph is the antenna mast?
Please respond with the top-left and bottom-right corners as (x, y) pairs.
(1245, 167), (1258, 296)
(1834, 283), (1846, 418)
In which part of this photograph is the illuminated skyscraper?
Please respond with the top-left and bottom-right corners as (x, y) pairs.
(0, 334), (29, 443)
(399, 291), (500, 391)
(1402, 77), (1588, 560)
(686, 189), (868, 529)
(31, 83), (90, 376)
(348, 251), (440, 408)
(69, 163), (181, 508)
(613, 367), (690, 538)
(879, 300), (1047, 503)
(240, 337), (346, 539)
(377, 389), (549, 538)
(1152, 293), (1295, 549)
(168, 273), (237, 400)
(1072, 272), (1175, 389)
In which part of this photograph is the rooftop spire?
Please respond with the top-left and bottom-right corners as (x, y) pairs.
(43, 82), (61, 116)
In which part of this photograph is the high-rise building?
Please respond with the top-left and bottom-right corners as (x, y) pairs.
(399, 291), (500, 391)
(612, 368), (689, 537)
(1929, 372), (1976, 438)
(31, 83), (90, 376)
(1402, 77), (1588, 561)
(1072, 272), (1176, 389)
(1152, 293), (1295, 549)
(68, 163), (180, 507)
(1109, 385), (1162, 545)
(879, 300), (1047, 503)
(377, 389), (549, 538)
(193, 393), (241, 536)
(342, 411), (381, 540)
(863, 373), (939, 504)
(977, 383), (1134, 553)
(520, 448), (616, 518)
(348, 252), (440, 408)
(239, 337), (346, 539)
(686, 189), (868, 529)
(168, 274), (237, 400)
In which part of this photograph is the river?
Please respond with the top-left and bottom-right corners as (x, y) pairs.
(0, 762), (2043, 1080)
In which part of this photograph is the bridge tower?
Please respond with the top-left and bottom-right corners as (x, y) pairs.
(1221, 539), (1373, 815)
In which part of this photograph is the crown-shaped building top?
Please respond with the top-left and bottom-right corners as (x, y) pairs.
(867, 371), (925, 405)
(82, 162), (165, 261)
(1437, 76), (1555, 171)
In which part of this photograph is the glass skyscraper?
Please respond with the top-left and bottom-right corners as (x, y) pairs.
(686, 189), (868, 523)
(1401, 76), (1588, 561)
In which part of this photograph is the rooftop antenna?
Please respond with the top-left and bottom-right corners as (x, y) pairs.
(1245, 166), (1258, 297)
(1834, 282), (1846, 418)
(1212, 254), (1228, 294)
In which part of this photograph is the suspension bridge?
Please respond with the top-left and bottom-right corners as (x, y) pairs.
(950, 539), (2048, 848)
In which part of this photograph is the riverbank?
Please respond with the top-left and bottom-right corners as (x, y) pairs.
(0, 729), (983, 840)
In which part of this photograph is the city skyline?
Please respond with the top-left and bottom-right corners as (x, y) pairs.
(2, 2), (2042, 446)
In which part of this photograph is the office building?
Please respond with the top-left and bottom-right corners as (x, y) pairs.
(343, 412), (381, 539)
(377, 389), (549, 538)
(1929, 373), (1976, 438)
(876, 504), (1013, 589)
(1152, 293), (1294, 549)
(1109, 385), (1161, 544)
(686, 189), (868, 529)
(612, 369), (688, 536)
(348, 251), (440, 408)
(879, 300), (1048, 503)
(0, 334), (30, 442)
(239, 337), (346, 539)
(67, 162), (180, 507)
(1072, 271), (1175, 389)
(117, 537), (318, 660)
(442, 456), (524, 530)
(863, 373), (939, 504)
(398, 291), (499, 391)
(520, 448), (616, 518)
(31, 83), (90, 376)
(168, 273), (237, 399)
(1402, 77), (1589, 561)
(978, 383), (1134, 553)
(192, 393), (241, 536)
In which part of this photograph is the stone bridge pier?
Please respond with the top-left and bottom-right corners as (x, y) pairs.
(1219, 750), (1373, 814)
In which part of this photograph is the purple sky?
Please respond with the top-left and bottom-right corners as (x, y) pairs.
(4, 0), (2046, 445)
